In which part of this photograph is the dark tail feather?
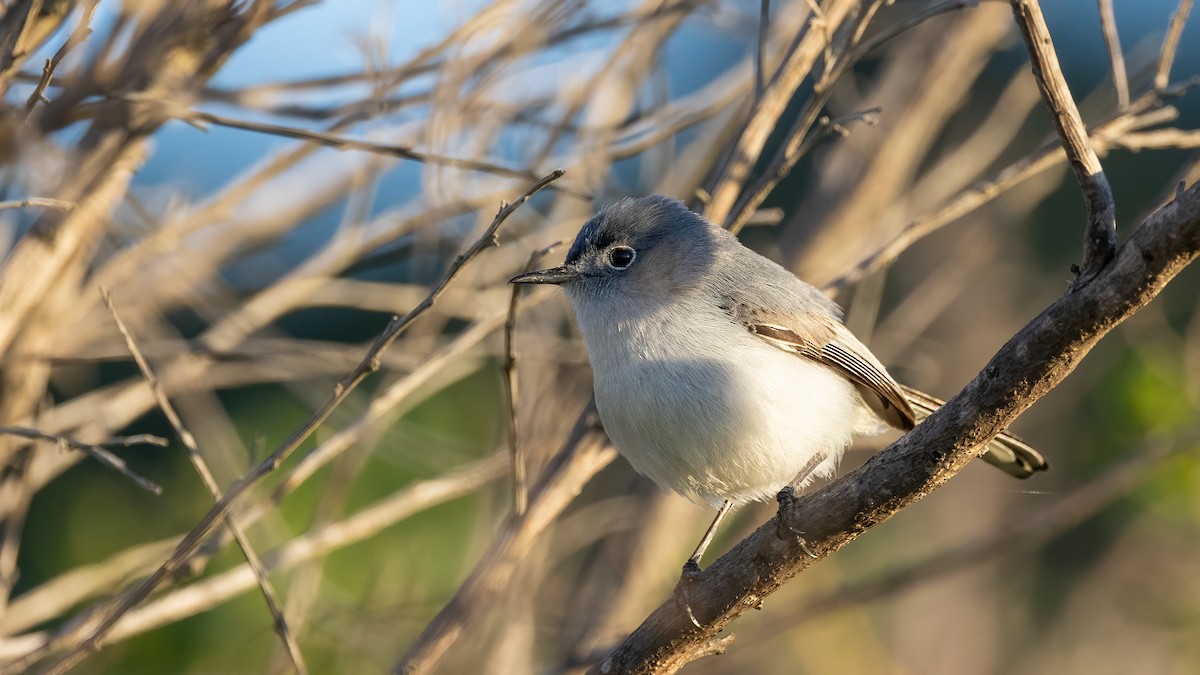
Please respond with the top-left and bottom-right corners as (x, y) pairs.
(900, 386), (1049, 479)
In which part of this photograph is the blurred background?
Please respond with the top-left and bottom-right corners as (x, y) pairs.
(0, 0), (1198, 672)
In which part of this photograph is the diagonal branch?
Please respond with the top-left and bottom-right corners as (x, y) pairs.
(1095, 0), (1129, 109)
(1011, 0), (1117, 280)
(100, 290), (308, 675)
(592, 180), (1200, 673)
(0, 427), (164, 494)
(1155, 0), (1193, 91)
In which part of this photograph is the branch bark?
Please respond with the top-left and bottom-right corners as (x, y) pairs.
(591, 180), (1200, 673)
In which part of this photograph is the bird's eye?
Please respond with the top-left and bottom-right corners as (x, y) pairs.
(608, 246), (636, 269)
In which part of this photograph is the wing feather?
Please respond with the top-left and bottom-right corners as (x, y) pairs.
(736, 312), (916, 431)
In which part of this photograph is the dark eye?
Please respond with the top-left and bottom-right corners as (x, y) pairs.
(608, 246), (636, 269)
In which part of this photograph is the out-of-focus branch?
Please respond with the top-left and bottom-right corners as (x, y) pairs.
(169, 108), (587, 198)
(1095, 0), (1129, 109)
(1111, 127), (1200, 151)
(0, 452), (508, 662)
(24, 170), (564, 675)
(394, 408), (615, 675)
(0, 198), (75, 212)
(22, 0), (100, 118)
(825, 95), (1183, 292)
(1155, 0), (1193, 91)
(100, 290), (309, 675)
(504, 242), (563, 516)
(592, 181), (1200, 673)
(0, 427), (164, 495)
(702, 0), (859, 225)
(1011, 0), (1116, 279)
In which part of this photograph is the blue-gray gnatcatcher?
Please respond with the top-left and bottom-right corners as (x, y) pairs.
(511, 195), (1046, 571)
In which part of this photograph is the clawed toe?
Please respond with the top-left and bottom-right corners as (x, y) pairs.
(673, 559), (704, 628)
(775, 487), (817, 559)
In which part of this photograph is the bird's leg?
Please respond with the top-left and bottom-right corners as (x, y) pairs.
(775, 454), (825, 559)
(674, 499), (734, 628)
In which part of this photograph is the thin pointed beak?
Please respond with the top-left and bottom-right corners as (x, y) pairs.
(509, 265), (579, 285)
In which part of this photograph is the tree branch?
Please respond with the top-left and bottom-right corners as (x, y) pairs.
(591, 180), (1200, 673)
(1095, 0), (1129, 109)
(1011, 0), (1117, 280)
(1155, 0), (1193, 91)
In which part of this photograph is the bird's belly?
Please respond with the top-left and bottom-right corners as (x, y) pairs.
(593, 342), (875, 505)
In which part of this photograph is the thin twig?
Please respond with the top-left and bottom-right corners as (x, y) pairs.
(164, 108), (588, 199)
(1011, 0), (1117, 279)
(99, 290), (309, 675)
(503, 241), (563, 517)
(1109, 127), (1200, 151)
(729, 106), (881, 234)
(756, 0), (769, 101)
(701, 0), (858, 225)
(849, 0), (979, 63)
(726, 0), (893, 233)
(0, 427), (164, 495)
(0, 198), (75, 212)
(30, 169), (564, 675)
(1155, 0), (1193, 91)
(1095, 0), (1129, 109)
(22, 0), (99, 118)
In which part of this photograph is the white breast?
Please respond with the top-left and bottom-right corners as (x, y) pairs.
(575, 301), (884, 506)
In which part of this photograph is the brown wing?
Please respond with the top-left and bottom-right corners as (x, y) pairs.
(727, 304), (1048, 479)
(733, 309), (917, 431)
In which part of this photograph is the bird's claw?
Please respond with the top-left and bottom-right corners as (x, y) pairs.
(775, 486), (818, 559)
(673, 559), (703, 628)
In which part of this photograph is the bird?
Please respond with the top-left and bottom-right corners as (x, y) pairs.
(510, 194), (1047, 576)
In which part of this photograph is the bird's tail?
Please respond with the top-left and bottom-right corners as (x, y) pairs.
(900, 385), (1049, 479)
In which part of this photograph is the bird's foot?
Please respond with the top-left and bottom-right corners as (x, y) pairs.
(775, 486), (817, 559)
(673, 559), (704, 628)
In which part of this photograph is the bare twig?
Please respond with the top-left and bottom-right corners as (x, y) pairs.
(0, 427), (164, 495)
(1156, 0), (1193, 91)
(729, 106), (881, 234)
(1095, 0), (1129, 109)
(504, 241), (563, 516)
(756, 0), (770, 101)
(1012, 0), (1117, 279)
(99, 290), (308, 675)
(1109, 127), (1200, 151)
(702, 0), (858, 225)
(22, 0), (99, 118)
(173, 108), (586, 197)
(29, 169), (564, 675)
(849, 0), (979, 61)
(0, 198), (75, 212)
